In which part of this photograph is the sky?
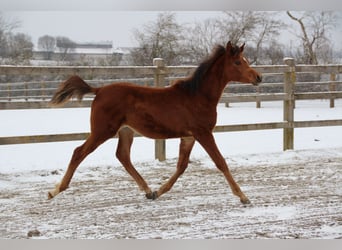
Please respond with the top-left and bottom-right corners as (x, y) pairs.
(2, 11), (227, 48)
(2, 10), (342, 51)
(1, 0), (342, 51)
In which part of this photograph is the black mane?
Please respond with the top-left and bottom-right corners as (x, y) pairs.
(177, 45), (227, 94)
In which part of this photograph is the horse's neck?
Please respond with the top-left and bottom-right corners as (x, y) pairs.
(199, 59), (227, 105)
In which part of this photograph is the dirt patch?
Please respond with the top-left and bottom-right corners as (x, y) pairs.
(0, 154), (341, 239)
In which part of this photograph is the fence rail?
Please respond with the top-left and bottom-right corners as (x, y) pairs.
(1, 58), (342, 160)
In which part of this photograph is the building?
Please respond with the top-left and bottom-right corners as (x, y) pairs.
(32, 41), (126, 65)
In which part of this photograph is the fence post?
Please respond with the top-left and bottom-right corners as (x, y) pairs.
(256, 85), (261, 108)
(7, 83), (11, 101)
(153, 58), (166, 161)
(24, 82), (28, 101)
(41, 81), (46, 101)
(329, 73), (336, 108)
(225, 87), (230, 107)
(283, 57), (296, 151)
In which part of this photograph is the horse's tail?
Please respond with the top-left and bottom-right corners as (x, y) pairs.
(50, 75), (98, 106)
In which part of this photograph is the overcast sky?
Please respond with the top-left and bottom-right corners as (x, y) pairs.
(1, 0), (342, 50)
(2, 10), (342, 51)
(1, 0), (341, 11)
(2, 11), (227, 48)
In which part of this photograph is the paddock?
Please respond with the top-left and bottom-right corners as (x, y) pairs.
(0, 147), (341, 239)
(0, 61), (341, 238)
(0, 100), (341, 239)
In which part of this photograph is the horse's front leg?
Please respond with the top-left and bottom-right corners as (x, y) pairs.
(149, 137), (195, 200)
(116, 127), (153, 197)
(195, 132), (250, 204)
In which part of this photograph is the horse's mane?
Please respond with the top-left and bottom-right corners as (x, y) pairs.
(175, 44), (231, 94)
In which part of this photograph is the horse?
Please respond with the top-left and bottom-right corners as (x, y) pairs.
(48, 41), (262, 204)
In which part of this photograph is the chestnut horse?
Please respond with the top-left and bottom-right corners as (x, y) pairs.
(48, 41), (262, 204)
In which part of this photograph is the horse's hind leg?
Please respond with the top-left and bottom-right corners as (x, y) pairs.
(150, 137), (195, 200)
(48, 133), (110, 199)
(115, 127), (153, 197)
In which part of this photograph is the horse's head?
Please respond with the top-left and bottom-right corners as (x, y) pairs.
(224, 41), (262, 85)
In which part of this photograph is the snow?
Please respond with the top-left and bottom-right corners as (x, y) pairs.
(1, 100), (341, 173)
(0, 99), (341, 239)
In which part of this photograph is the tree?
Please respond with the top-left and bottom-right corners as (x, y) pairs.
(38, 35), (56, 51)
(250, 12), (285, 65)
(286, 11), (337, 64)
(55, 36), (76, 62)
(130, 12), (184, 65)
(184, 11), (286, 65)
(5, 33), (33, 64)
(216, 11), (286, 65)
(263, 40), (285, 65)
(0, 13), (20, 60)
(38, 35), (56, 60)
(183, 18), (222, 64)
(0, 14), (33, 65)
(183, 12), (260, 65)
(217, 11), (259, 45)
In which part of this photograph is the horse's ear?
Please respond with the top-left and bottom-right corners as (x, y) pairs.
(226, 41), (237, 56)
(226, 41), (233, 51)
(240, 43), (245, 52)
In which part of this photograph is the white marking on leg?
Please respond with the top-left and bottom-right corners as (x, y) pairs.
(48, 182), (61, 199)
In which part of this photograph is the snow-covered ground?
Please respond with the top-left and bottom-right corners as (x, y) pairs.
(0, 100), (341, 239)
(0, 100), (341, 173)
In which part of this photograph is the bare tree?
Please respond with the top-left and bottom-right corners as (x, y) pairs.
(184, 11), (285, 65)
(217, 11), (259, 45)
(130, 12), (184, 65)
(183, 18), (221, 64)
(3, 33), (33, 64)
(38, 35), (56, 60)
(216, 11), (286, 65)
(263, 40), (285, 65)
(0, 13), (20, 60)
(183, 12), (259, 65)
(55, 36), (76, 62)
(286, 11), (336, 64)
(251, 12), (286, 64)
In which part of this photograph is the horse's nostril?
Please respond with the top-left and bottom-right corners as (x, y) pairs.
(257, 75), (262, 83)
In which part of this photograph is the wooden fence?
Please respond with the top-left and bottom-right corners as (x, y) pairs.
(1, 58), (342, 161)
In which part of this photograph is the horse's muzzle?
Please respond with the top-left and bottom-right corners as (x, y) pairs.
(254, 75), (262, 85)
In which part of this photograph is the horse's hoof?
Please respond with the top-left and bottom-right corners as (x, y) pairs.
(47, 191), (54, 200)
(48, 184), (61, 200)
(241, 197), (251, 205)
(146, 191), (158, 200)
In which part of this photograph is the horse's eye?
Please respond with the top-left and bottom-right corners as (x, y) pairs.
(235, 60), (241, 65)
